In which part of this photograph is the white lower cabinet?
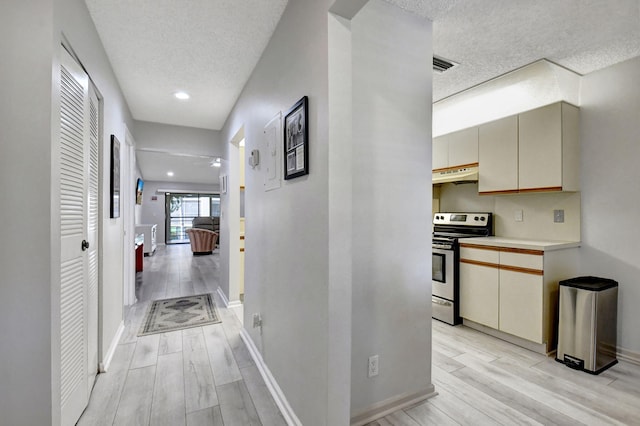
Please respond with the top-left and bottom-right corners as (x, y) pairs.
(460, 243), (578, 353)
(460, 262), (499, 329)
(498, 269), (543, 343)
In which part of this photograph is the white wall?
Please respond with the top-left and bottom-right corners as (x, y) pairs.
(440, 184), (581, 242)
(0, 1), (55, 424)
(349, 0), (433, 417)
(220, 0), (332, 423)
(0, 0), (135, 423)
(579, 56), (640, 354)
(138, 180), (220, 244)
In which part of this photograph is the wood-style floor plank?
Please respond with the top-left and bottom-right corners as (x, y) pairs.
(112, 365), (156, 426)
(130, 333), (160, 369)
(404, 399), (460, 426)
(150, 351), (186, 426)
(217, 380), (262, 426)
(186, 406), (224, 426)
(77, 343), (136, 426)
(203, 323), (243, 386)
(183, 330), (219, 413)
(240, 364), (287, 426)
(159, 330), (183, 355)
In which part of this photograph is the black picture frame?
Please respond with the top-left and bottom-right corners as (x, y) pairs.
(283, 96), (309, 180)
(110, 135), (121, 218)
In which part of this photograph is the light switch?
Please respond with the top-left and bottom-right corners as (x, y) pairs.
(514, 209), (523, 222)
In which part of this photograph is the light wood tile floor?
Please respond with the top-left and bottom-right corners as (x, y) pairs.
(78, 244), (286, 426)
(80, 244), (640, 425)
(369, 320), (640, 426)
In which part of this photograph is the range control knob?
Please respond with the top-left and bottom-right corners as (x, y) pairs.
(474, 216), (479, 221)
(480, 217), (486, 221)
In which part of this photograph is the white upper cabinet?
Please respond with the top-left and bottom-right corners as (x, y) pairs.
(518, 102), (580, 192)
(478, 115), (519, 194)
(475, 102), (579, 195)
(432, 127), (478, 171)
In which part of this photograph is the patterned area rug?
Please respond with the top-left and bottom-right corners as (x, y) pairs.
(139, 293), (221, 336)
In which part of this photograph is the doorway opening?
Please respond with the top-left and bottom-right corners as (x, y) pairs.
(165, 192), (221, 244)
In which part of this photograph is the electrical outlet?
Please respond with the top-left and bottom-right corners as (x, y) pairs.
(514, 209), (524, 222)
(368, 355), (379, 378)
(554, 209), (565, 223)
(252, 313), (262, 328)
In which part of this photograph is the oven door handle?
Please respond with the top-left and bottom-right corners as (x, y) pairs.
(432, 244), (453, 250)
(432, 297), (452, 307)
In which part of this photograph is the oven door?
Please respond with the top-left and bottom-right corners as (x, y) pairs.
(432, 246), (454, 301)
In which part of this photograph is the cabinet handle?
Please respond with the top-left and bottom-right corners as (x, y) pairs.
(81, 240), (90, 251)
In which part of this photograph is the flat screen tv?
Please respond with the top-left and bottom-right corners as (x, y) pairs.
(136, 178), (144, 205)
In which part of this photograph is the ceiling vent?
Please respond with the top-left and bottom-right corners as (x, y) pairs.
(433, 55), (458, 73)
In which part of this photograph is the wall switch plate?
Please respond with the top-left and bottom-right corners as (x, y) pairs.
(252, 313), (262, 328)
(515, 209), (524, 222)
(368, 355), (379, 377)
(554, 209), (565, 223)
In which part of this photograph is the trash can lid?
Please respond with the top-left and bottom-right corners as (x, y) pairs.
(559, 276), (618, 291)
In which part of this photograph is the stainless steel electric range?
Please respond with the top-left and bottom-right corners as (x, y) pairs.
(432, 212), (493, 325)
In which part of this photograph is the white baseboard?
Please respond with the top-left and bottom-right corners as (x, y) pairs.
(240, 328), (302, 426)
(217, 286), (230, 307)
(99, 321), (124, 373)
(350, 387), (437, 426)
(617, 346), (640, 365)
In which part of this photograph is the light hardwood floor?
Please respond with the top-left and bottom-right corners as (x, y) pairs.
(80, 244), (640, 425)
(78, 244), (286, 426)
(368, 320), (640, 426)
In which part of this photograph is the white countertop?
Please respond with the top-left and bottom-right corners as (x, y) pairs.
(458, 236), (580, 251)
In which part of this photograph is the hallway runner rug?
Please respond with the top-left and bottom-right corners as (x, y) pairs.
(139, 293), (221, 336)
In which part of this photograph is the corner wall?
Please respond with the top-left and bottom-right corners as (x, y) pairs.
(0, 1), (55, 424)
(349, 0), (433, 418)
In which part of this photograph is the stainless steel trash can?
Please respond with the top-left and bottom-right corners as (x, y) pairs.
(556, 276), (618, 374)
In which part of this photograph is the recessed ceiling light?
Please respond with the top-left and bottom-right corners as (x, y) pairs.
(212, 162), (221, 168)
(174, 91), (190, 100)
(167, 171), (174, 176)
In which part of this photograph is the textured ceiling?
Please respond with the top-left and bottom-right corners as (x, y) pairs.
(85, 0), (288, 130)
(387, 0), (640, 101)
(85, 0), (639, 184)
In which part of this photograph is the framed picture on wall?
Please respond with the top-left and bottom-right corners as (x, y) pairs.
(283, 96), (309, 180)
(110, 135), (121, 218)
(136, 178), (144, 205)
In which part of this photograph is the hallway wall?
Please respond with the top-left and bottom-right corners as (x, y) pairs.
(0, 0), (135, 423)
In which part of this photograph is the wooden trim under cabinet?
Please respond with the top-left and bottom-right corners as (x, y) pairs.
(459, 243), (543, 256)
(480, 186), (562, 196)
(432, 162), (479, 173)
(460, 258), (543, 276)
(460, 258), (499, 269)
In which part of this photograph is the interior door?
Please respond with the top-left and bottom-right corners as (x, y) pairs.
(59, 46), (98, 426)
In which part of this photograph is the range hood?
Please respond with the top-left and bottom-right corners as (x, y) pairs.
(432, 165), (479, 184)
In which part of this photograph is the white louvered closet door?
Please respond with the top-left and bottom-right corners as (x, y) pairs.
(59, 46), (96, 426)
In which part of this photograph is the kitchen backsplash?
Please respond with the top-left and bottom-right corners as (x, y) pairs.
(438, 182), (581, 241)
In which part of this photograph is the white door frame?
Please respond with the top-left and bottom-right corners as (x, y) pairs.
(123, 127), (136, 306)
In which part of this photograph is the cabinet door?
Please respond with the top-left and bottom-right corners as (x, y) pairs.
(478, 116), (518, 193)
(448, 127), (478, 167)
(518, 103), (562, 191)
(499, 269), (543, 342)
(460, 262), (499, 328)
(432, 135), (448, 170)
